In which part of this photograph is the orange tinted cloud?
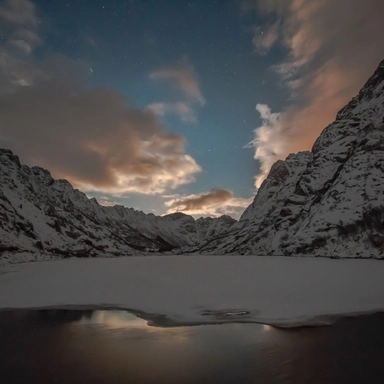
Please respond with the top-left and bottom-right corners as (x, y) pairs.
(165, 189), (253, 218)
(0, 75), (202, 194)
(247, 0), (384, 187)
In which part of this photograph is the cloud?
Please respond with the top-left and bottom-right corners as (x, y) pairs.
(0, 43), (41, 92)
(147, 101), (197, 123)
(96, 199), (119, 207)
(148, 59), (205, 124)
(245, 104), (285, 187)
(0, 12), (202, 196)
(0, 0), (42, 93)
(0, 0), (37, 26)
(164, 189), (253, 219)
(252, 21), (280, 55)
(149, 60), (206, 106)
(0, 71), (202, 194)
(9, 28), (42, 53)
(246, 0), (384, 187)
(168, 189), (233, 211)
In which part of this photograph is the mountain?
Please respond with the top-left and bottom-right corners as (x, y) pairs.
(1, 60), (384, 263)
(201, 59), (384, 258)
(0, 150), (236, 264)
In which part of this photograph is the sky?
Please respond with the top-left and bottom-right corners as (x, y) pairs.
(1, 0), (384, 219)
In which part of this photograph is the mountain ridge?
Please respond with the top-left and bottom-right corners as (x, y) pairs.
(0, 150), (236, 264)
(1, 59), (384, 262)
(200, 59), (384, 257)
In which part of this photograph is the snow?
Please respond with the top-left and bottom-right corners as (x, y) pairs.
(1, 60), (383, 258)
(0, 148), (236, 256)
(0, 255), (383, 327)
(201, 65), (384, 257)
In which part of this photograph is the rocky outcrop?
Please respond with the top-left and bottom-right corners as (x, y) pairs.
(200, 60), (384, 258)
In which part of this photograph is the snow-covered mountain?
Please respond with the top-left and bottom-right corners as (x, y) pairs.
(1, 60), (384, 262)
(201, 59), (384, 258)
(0, 151), (236, 263)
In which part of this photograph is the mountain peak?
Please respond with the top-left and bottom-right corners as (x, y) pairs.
(336, 59), (384, 122)
(1, 59), (384, 262)
(363, 58), (384, 91)
(201, 59), (384, 258)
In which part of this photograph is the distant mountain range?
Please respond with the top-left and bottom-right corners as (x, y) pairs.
(0, 149), (236, 263)
(1, 59), (384, 262)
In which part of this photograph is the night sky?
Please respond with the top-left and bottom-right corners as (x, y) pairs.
(1, 0), (384, 218)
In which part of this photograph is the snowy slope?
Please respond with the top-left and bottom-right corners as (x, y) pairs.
(201, 59), (384, 258)
(0, 151), (236, 264)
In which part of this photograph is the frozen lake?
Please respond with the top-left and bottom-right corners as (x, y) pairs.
(0, 256), (384, 327)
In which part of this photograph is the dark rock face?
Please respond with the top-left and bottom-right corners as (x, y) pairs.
(0, 151), (236, 263)
(200, 60), (384, 258)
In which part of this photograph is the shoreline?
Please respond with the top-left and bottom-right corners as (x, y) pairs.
(0, 304), (383, 329)
(1, 256), (383, 330)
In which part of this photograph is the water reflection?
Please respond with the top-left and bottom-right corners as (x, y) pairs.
(1, 309), (384, 384)
(78, 310), (148, 328)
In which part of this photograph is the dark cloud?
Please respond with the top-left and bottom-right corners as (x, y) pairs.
(0, 68), (202, 194)
(0, 8), (202, 195)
